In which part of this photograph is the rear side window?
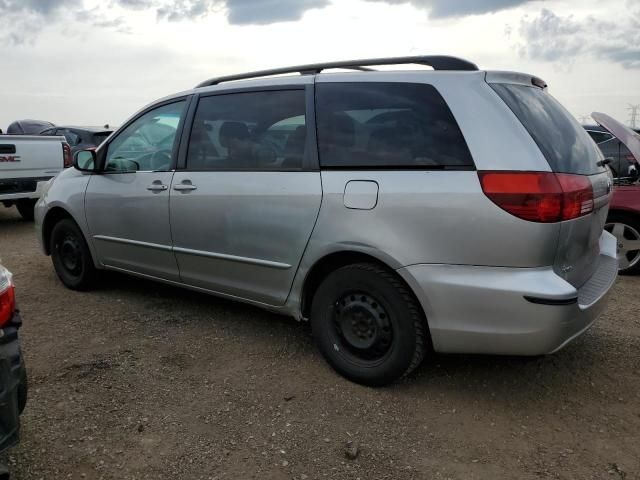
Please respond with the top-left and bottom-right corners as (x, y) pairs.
(316, 83), (473, 169)
(186, 90), (306, 171)
(491, 84), (603, 175)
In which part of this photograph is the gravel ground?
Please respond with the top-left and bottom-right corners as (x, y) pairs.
(0, 205), (639, 480)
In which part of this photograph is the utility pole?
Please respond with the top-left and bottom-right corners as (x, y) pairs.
(628, 104), (640, 129)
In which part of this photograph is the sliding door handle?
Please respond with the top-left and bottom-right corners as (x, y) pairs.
(174, 182), (197, 192)
(146, 184), (168, 192)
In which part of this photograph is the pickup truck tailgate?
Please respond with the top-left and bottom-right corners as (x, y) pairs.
(0, 136), (65, 180)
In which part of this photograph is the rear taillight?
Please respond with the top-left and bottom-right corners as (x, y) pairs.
(479, 171), (594, 223)
(62, 142), (73, 168)
(0, 265), (15, 328)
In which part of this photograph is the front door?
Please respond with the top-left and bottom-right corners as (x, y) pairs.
(85, 100), (187, 281)
(170, 88), (322, 305)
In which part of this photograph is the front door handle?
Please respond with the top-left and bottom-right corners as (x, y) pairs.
(147, 183), (168, 192)
(174, 180), (197, 192)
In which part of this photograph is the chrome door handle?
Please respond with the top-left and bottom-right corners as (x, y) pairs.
(147, 184), (168, 192)
(173, 184), (197, 191)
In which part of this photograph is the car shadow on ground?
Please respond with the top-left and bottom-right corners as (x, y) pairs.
(96, 269), (611, 402)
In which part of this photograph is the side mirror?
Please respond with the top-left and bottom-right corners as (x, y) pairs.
(74, 149), (98, 172)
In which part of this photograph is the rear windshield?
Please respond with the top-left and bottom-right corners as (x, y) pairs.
(491, 83), (604, 175)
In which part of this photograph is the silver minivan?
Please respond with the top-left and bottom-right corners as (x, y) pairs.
(35, 56), (618, 386)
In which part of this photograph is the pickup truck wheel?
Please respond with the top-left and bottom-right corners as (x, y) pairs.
(50, 219), (98, 290)
(16, 199), (36, 221)
(605, 212), (640, 275)
(310, 263), (428, 386)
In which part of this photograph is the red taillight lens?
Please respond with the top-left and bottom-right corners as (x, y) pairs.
(479, 171), (594, 223)
(62, 142), (73, 168)
(0, 266), (15, 328)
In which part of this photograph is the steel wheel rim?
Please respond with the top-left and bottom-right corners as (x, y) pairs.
(605, 222), (640, 270)
(59, 233), (83, 275)
(332, 292), (394, 362)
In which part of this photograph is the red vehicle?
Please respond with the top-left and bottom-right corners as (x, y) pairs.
(606, 184), (640, 274)
(593, 112), (640, 274)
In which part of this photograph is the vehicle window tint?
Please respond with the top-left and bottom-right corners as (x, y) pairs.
(586, 130), (614, 144)
(105, 101), (185, 173)
(187, 90), (306, 171)
(315, 83), (473, 169)
(491, 84), (604, 175)
(92, 132), (111, 147)
(60, 129), (80, 146)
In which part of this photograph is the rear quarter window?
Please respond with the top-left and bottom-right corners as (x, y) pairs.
(491, 83), (604, 175)
(316, 82), (474, 169)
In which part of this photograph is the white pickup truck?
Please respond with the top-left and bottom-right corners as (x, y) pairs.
(0, 135), (70, 220)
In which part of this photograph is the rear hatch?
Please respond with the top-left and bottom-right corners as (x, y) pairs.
(489, 81), (612, 288)
(0, 136), (65, 182)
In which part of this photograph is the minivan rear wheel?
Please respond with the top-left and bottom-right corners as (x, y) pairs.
(310, 263), (428, 386)
(50, 219), (98, 290)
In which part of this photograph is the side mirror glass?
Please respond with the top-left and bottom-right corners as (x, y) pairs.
(74, 150), (97, 172)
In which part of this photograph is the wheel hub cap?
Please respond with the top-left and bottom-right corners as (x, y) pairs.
(605, 222), (640, 271)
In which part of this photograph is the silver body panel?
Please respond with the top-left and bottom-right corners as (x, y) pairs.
(35, 68), (618, 357)
(170, 171), (321, 305)
(84, 172), (179, 281)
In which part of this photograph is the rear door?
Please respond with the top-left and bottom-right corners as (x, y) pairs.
(490, 82), (611, 287)
(170, 86), (322, 305)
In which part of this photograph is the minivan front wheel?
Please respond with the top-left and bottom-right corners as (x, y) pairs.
(50, 219), (98, 290)
(310, 263), (428, 386)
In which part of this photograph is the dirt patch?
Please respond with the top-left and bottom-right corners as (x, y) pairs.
(1, 205), (639, 479)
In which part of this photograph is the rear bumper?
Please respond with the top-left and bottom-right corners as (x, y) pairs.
(398, 231), (618, 356)
(0, 177), (53, 202)
(0, 311), (26, 454)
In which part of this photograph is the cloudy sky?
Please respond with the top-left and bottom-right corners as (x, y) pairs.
(1, 0), (639, 130)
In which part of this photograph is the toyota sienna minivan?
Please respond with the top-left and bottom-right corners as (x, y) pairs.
(35, 56), (618, 386)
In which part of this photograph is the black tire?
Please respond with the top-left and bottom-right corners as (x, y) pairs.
(16, 199), (36, 221)
(606, 212), (640, 275)
(50, 218), (98, 290)
(310, 263), (429, 386)
(17, 361), (27, 415)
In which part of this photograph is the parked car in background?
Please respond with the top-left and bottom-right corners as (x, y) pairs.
(39, 126), (113, 156)
(591, 112), (640, 274)
(1, 135), (71, 220)
(36, 56), (618, 386)
(6, 119), (55, 135)
(584, 124), (640, 178)
(606, 184), (640, 274)
(0, 264), (28, 468)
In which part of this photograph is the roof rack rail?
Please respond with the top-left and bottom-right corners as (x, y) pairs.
(195, 55), (478, 88)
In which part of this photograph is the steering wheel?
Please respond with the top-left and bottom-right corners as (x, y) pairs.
(150, 149), (173, 171)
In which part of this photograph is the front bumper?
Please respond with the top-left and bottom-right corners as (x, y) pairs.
(398, 232), (618, 356)
(0, 311), (26, 454)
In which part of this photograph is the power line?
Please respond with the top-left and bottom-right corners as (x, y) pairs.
(628, 104), (640, 129)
